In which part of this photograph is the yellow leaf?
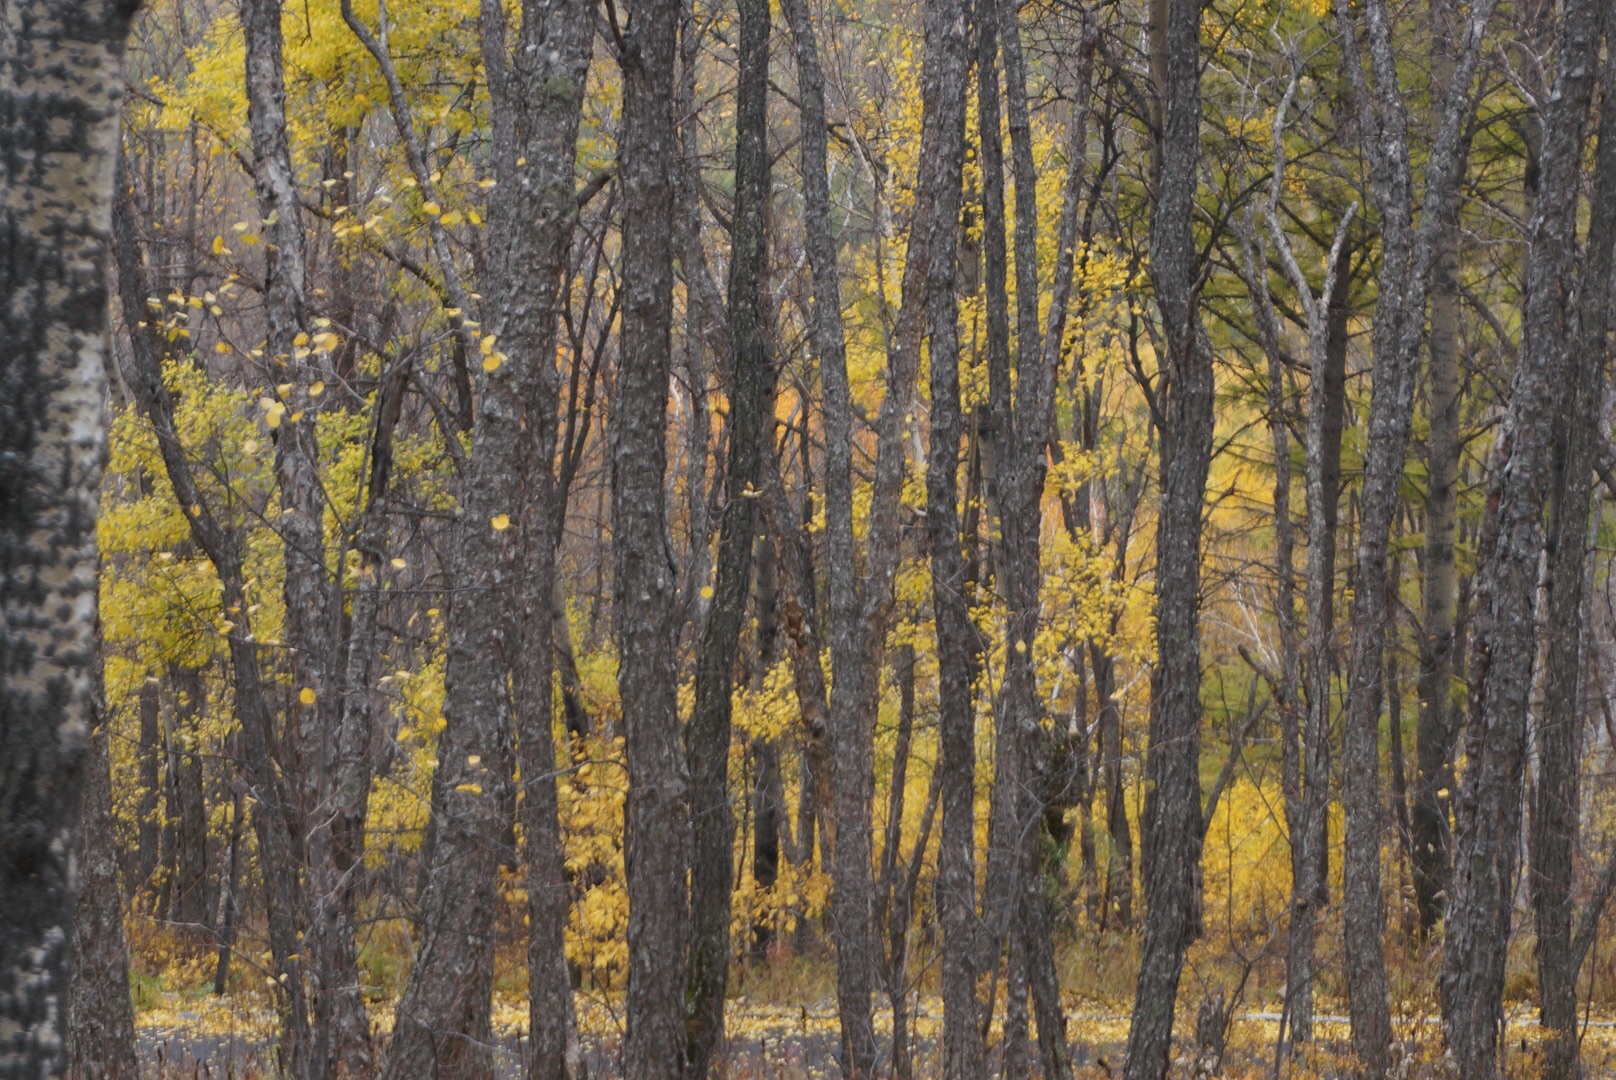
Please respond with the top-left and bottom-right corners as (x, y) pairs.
(215, 341), (233, 354)
(212, 235), (231, 255)
(482, 352), (502, 372)
(298, 687), (317, 705)
(455, 783), (483, 795)
(490, 513), (511, 531)
(309, 381), (325, 396)
(480, 335), (497, 355)
(422, 201), (442, 216)
(390, 557), (407, 569)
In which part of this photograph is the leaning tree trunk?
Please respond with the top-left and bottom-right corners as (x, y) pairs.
(684, 0), (774, 1069)
(1123, 0), (1214, 1073)
(0, 2), (136, 1073)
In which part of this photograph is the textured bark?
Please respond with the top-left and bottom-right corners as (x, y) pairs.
(684, 0), (772, 1069)
(0, 2), (136, 1071)
(1412, 0), (1465, 935)
(376, 0), (595, 1073)
(780, 0), (922, 1067)
(240, 0), (355, 1072)
(1534, 35), (1616, 1080)
(1333, 0), (1497, 1065)
(66, 700), (138, 1080)
(614, 0), (688, 1073)
(1441, 0), (1602, 1074)
(1122, 0), (1214, 1073)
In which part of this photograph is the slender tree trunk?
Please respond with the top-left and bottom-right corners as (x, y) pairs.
(1123, 0), (1214, 1072)
(135, 675), (162, 900)
(780, 0), (923, 1066)
(167, 665), (210, 930)
(1442, 1), (1602, 1073)
(1412, 0), (1466, 935)
(684, 0), (773, 1068)
(614, 0), (688, 1072)
(1534, 36), (1616, 1080)
(67, 696), (139, 1080)
(1333, 0), (1497, 1065)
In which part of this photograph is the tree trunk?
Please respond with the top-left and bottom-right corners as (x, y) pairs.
(166, 665), (210, 931)
(0, 5), (133, 1068)
(67, 696), (139, 1080)
(1333, 0), (1497, 1065)
(614, 0), (689, 1073)
(1122, 0), (1214, 1073)
(684, 0), (773, 1069)
(1442, 1), (1601, 1073)
(1533, 34), (1616, 1080)
(135, 675), (162, 900)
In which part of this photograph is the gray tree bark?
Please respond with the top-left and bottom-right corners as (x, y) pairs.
(1533, 32), (1616, 1080)
(1442, 0), (1605, 1073)
(684, 0), (773, 1068)
(1123, 0), (1214, 1072)
(1332, 0), (1497, 1066)
(613, 0), (689, 1073)
(66, 697), (139, 1080)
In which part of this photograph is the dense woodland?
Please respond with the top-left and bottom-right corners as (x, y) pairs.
(6, 0), (1616, 1074)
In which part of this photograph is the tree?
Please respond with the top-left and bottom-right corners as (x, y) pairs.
(614, 0), (689, 1073)
(0, 0), (139, 1075)
(1123, 0), (1215, 1072)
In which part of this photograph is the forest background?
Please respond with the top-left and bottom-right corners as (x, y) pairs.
(11, 0), (1616, 1073)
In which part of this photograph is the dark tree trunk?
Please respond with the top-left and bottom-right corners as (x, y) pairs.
(780, 0), (923, 1066)
(1122, 0), (1214, 1073)
(614, 0), (689, 1073)
(914, 0), (973, 1076)
(684, 0), (773, 1069)
(67, 697), (139, 1080)
(1412, 0), (1467, 934)
(1534, 36), (1616, 1080)
(1441, 1), (1600, 1074)
(166, 665), (210, 930)
(1333, 0), (1497, 1065)
(135, 675), (162, 900)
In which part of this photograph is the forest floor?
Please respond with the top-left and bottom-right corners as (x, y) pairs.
(133, 992), (1616, 1077)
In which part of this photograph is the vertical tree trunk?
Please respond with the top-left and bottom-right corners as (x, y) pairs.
(166, 665), (210, 930)
(684, 0), (773, 1068)
(135, 675), (162, 900)
(614, 0), (688, 1072)
(1414, 206), (1461, 935)
(67, 696), (139, 1080)
(1333, 0), (1497, 1065)
(1123, 0), (1214, 1073)
(1534, 35), (1616, 1080)
(0, 3), (136, 1072)
(1442, 1), (1601, 1073)
(1412, 0), (1466, 935)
